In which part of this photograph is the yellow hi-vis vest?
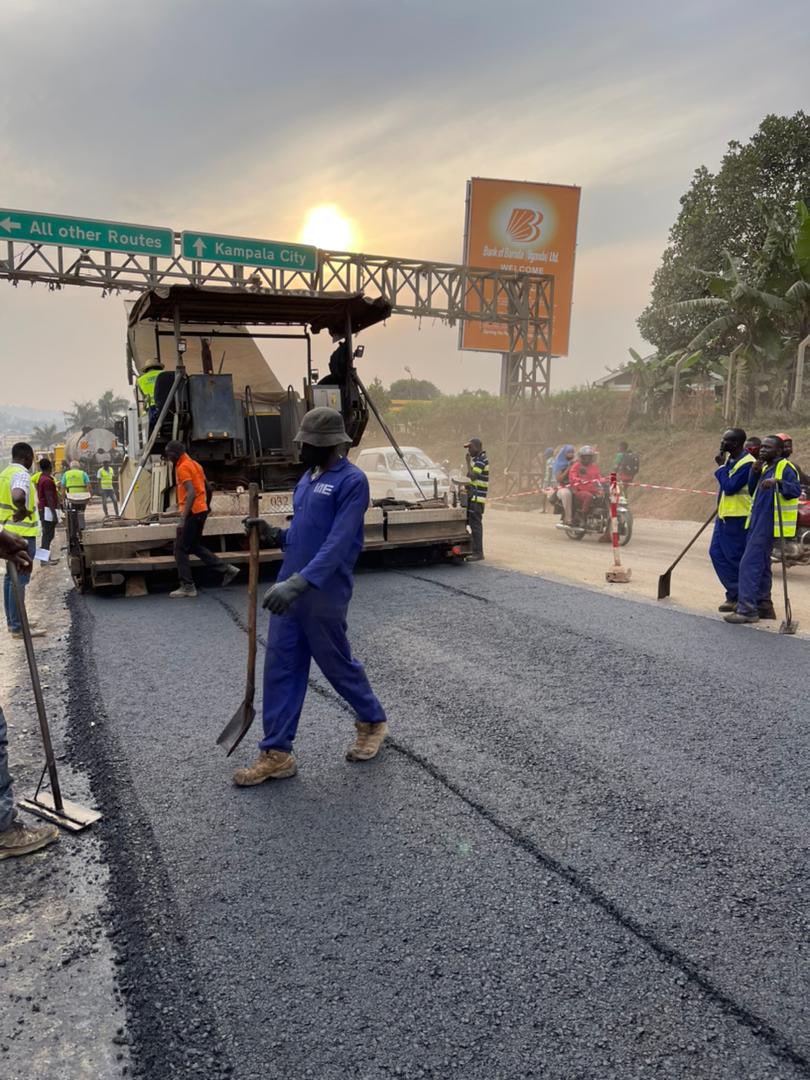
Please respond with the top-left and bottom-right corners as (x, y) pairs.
(0, 464), (38, 538)
(98, 466), (114, 490)
(718, 452), (756, 519)
(137, 368), (161, 406)
(64, 468), (88, 493)
(746, 459), (799, 537)
(31, 470), (42, 488)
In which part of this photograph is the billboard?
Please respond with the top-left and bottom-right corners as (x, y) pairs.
(460, 177), (581, 356)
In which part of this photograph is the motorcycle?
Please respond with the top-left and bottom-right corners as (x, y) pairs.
(771, 493), (810, 566)
(550, 481), (633, 545)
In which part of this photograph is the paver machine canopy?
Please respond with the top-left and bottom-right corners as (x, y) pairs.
(126, 285), (392, 491)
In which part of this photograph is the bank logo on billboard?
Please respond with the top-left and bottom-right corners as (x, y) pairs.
(506, 207), (544, 244)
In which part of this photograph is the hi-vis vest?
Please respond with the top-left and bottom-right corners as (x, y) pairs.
(468, 452), (489, 505)
(98, 466), (114, 490)
(64, 468), (88, 493)
(0, 465), (38, 537)
(746, 459), (799, 538)
(718, 452), (755, 519)
(137, 368), (161, 406)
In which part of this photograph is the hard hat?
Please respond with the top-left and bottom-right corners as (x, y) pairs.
(145, 358), (164, 370)
(464, 437), (483, 452)
(294, 406), (350, 447)
(578, 445), (596, 457)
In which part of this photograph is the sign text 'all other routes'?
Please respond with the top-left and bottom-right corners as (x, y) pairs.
(0, 208), (174, 258)
(181, 231), (317, 273)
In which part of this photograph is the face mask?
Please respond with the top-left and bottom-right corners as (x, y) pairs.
(300, 443), (333, 468)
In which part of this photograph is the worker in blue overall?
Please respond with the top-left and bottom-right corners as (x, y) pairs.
(724, 434), (800, 624)
(711, 428), (756, 614)
(233, 407), (387, 785)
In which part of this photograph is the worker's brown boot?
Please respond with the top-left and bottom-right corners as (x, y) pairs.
(346, 721), (388, 762)
(718, 600), (736, 612)
(758, 601), (777, 620)
(0, 820), (59, 861)
(232, 750), (297, 786)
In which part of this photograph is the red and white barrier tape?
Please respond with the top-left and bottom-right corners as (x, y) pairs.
(491, 479), (716, 503)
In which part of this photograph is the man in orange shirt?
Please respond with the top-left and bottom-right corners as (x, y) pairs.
(165, 441), (239, 598)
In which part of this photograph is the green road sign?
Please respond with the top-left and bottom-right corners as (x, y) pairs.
(181, 230), (317, 272)
(0, 208), (174, 257)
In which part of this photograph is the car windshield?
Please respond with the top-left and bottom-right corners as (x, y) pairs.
(402, 451), (434, 470)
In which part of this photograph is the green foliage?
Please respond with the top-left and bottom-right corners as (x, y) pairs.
(364, 376), (392, 413)
(97, 390), (128, 424)
(31, 423), (63, 449)
(64, 400), (101, 430)
(389, 377), (441, 400)
(639, 112), (810, 355)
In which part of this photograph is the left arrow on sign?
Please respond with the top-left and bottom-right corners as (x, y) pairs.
(192, 237), (205, 257)
(0, 217), (22, 232)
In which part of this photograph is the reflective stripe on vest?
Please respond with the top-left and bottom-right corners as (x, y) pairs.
(64, 468), (88, 492)
(98, 467), (114, 490)
(746, 459), (799, 537)
(137, 369), (161, 405)
(469, 455), (489, 504)
(0, 465), (38, 537)
(718, 453), (755, 519)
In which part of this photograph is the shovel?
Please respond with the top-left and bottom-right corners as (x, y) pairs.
(657, 508), (717, 600)
(217, 483), (260, 755)
(775, 494), (799, 635)
(9, 564), (101, 831)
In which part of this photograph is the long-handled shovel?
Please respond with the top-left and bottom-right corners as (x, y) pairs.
(657, 508), (718, 600)
(217, 483), (260, 755)
(775, 494), (799, 635)
(9, 564), (101, 831)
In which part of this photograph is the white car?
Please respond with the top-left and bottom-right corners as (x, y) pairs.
(355, 446), (451, 502)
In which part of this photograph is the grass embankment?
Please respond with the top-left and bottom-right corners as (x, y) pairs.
(366, 415), (810, 522)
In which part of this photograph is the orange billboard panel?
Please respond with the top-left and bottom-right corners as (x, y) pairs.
(460, 177), (581, 356)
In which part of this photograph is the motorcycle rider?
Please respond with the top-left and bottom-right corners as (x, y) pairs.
(712, 429), (757, 614)
(553, 445), (576, 524)
(559, 446), (610, 540)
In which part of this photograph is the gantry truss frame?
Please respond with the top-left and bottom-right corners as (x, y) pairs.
(0, 236), (554, 494)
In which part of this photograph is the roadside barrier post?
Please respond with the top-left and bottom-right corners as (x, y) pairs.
(605, 472), (632, 583)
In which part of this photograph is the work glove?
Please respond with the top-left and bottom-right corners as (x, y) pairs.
(262, 572), (309, 614)
(243, 517), (283, 549)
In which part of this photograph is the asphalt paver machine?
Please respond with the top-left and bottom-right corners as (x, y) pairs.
(68, 285), (470, 591)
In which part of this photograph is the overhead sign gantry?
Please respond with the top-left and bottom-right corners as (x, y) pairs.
(0, 204), (553, 494)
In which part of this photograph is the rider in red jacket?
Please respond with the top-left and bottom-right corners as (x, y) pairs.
(568, 446), (604, 517)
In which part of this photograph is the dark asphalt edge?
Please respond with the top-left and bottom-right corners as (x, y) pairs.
(212, 587), (810, 1078)
(65, 591), (235, 1080)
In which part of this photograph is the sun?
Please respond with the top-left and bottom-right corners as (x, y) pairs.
(299, 204), (355, 251)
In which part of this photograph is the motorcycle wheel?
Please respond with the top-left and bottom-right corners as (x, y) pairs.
(618, 508), (633, 546)
(565, 525), (586, 540)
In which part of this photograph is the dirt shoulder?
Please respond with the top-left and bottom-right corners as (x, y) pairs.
(485, 505), (810, 638)
(0, 554), (129, 1079)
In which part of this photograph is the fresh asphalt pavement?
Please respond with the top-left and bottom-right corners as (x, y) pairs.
(71, 562), (810, 1080)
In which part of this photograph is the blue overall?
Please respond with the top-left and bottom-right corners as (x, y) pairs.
(709, 453), (753, 602)
(260, 457), (386, 753)
(735, 461), (801, 616)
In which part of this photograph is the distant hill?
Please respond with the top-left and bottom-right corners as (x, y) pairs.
(0, 405), (66, 433)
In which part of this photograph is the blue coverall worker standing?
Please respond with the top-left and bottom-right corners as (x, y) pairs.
(711, 428), (756, 613)
(724, 435), (801, 625)
(233, 407), (387, 786)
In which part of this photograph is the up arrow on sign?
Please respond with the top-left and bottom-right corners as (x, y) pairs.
(181, 229), (317, 272)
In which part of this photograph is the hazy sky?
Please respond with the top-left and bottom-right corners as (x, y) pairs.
(1, 0), (808, 414)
